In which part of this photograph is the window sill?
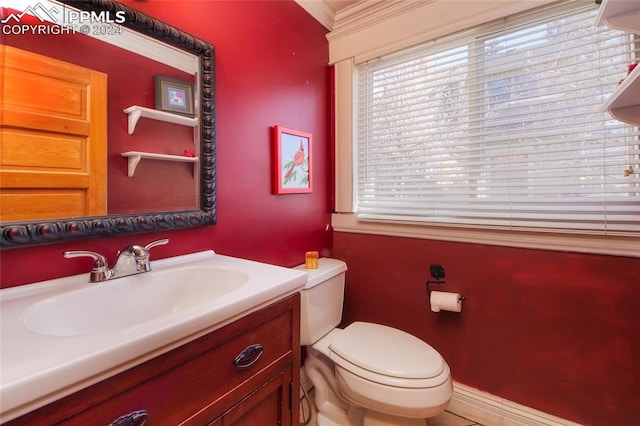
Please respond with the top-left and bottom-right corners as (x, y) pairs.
(331, 213), (640, 258)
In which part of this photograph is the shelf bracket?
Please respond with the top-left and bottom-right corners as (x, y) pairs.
(125, 154), (142, 177)
(125, 108), (143, 135)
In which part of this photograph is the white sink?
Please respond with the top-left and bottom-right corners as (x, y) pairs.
(24, 265), (249, 337)
(0, 250), (307, 423)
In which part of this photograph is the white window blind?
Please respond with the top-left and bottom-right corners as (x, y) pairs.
(356, 2), (640, 234)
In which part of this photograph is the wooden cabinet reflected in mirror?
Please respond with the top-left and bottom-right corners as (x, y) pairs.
(0, 0), (216, 248)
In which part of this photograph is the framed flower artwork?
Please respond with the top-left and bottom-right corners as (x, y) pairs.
(273, 125), (312, 194)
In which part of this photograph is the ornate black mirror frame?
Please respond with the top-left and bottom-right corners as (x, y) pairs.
(1, 0), (216, 248)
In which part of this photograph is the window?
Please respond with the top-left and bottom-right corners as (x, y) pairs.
(356, 2), (639, 235)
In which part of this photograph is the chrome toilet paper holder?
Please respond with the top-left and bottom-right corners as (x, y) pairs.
(426, 265), (465, 301)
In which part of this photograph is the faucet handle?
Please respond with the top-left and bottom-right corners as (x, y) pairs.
(145, 238), (169, 251)
(63, 250), (111, 282)
(131, 238), (169, 272)
(124, 238), (168, 260)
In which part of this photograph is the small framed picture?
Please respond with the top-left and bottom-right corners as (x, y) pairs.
(273, 125), (312, 194)
(155, 76), (195, 116)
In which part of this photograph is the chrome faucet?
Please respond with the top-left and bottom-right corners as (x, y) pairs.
(63, 238), (169, 283)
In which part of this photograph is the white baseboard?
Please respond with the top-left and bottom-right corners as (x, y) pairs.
(448, 382), (583, 426)
(299, 372), (583, 425)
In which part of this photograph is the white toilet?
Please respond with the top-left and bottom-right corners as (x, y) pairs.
(296, 258), (453, 426)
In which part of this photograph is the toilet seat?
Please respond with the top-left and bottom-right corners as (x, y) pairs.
(328, 322), (449, 388)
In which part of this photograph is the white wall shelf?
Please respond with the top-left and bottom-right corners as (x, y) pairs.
(121, 151), (198, 177)
(602, 64), (640, 126)
(595, 0), (640, 33)
(596, 0), (640, 127)
(123, 105), (197, 135)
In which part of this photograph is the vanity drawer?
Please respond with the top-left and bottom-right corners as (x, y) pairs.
(7, 294), (300, 426)
(90, 312), (292, 425)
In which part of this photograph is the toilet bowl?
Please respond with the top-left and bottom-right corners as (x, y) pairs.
(296, 259), (452, 426)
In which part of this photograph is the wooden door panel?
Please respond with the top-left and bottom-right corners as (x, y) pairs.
(1, 190), (87, 221)
(3, 44), (92, 120)
(4, 69), (87, 118)
(1, 172), (90, 188)
(2, 128), (85, 171)
(1, 109), (91, 135)
(0, 45), (107, 221)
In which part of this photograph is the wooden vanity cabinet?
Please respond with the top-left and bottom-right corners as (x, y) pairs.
(6, 294), (300, 426)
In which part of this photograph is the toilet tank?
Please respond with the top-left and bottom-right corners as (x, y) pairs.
(295, 258), (347, 345)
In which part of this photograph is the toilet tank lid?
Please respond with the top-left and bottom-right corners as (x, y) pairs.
(294, 258), (347, 289)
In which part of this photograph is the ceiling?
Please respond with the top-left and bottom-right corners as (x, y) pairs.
(295, 0), (363, 31)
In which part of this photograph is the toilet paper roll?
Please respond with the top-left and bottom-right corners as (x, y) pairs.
(430, 291), (462, 313)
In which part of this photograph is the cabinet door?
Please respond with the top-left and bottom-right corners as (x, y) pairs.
(213, 367), (292, 426)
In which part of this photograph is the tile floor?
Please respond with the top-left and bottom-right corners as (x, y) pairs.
(425, 411), (482, 426)
(300, 389), (482, 426)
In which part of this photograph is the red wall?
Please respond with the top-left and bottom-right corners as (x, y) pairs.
(333, 232), (640, 425)
(1, 0), (333, 286)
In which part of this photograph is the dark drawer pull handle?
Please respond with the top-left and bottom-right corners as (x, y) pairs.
(234, 343), (264, 369)
(109, 410), (148, 426)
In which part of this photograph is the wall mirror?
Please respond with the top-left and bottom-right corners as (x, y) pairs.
(1, 0), (216, 248)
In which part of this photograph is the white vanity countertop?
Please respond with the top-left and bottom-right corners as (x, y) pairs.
(0, 250), (307, 422)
